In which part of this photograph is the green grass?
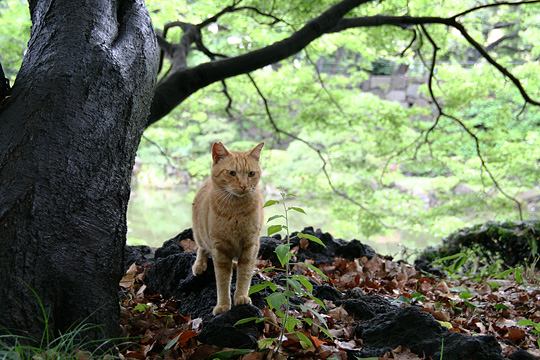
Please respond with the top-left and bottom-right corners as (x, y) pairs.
(0, 322), (127, 360)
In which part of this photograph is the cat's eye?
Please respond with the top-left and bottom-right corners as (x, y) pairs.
(229, 170), (237, 176)
(248, 171), (256, 177)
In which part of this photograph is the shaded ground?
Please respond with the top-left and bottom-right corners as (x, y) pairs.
(120, 227), (540, 359)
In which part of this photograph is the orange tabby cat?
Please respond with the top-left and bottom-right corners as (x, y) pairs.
(192, 142), (264, 315)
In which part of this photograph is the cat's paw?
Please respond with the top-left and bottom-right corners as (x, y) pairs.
(192, 261), (207, 276)
(233, 295), (252, 305)
(212, 304), (231, 315)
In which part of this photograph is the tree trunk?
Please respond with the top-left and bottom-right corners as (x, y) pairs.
(0, 0), (158, 339)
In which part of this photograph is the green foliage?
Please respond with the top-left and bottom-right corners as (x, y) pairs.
(0, 283), (128, 359)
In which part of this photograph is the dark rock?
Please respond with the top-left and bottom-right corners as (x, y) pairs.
(154, 228), (193, 259)
(335, 240), (377, 260)
(346, 348), (391, 359)
(258, 236), (282, 264)
(432, 333), (503, 360)
(145, 248), (271, 318)
(314, 284), (343, 302)
(414, 256), (445, 277)
(356, 306), (504, 360)
(345, 287), (365, 299)
(146, 252), (197, 298)
(198, 304), (263, 349)
(416, 221), (540, 272)
(289, 227), (376, 264)
(342, 294), (396, 320)
(124, 245), (153, 270)
(509, 349), (540, 360)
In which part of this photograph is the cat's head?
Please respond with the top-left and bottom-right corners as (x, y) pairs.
(210, 142), (264, 197)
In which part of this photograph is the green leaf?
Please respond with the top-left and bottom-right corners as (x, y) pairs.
(292, 274), (313, 293)
(267, 224), (282, 236)
(210, 349), (253, 359)
(308, 308), (328, 326)
(288, 206), (306, 214)
(264, 200), (279, 208)
(517, 319), (538, 328)
(258, 337), (275, 350)
(494, 303), (509, 311)
(267, 215), (285, 223)
(133, 303), (150, 313)
(284, 317), (300, 333)
(298, 232), (325, 247)
(317, 324), (334, 339)
(433, 252), (465, 264)
(309, 294), (326, 309)
(275, 244), (292, 266)
(286, 278), (303, 294)
(303, 317), (313, 326)
(266, 292), (287, 310)
(295, 331), (313, 349)
(234, 317), (262, 327)
(437, 320), (453, 330)
(249, 281), (277, 295)
(303, 262), (328, 280)
(514, 267), (524, 285)
(164, 334), (180, 350)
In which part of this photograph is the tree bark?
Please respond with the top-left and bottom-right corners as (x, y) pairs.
(0, 0), (158, 339)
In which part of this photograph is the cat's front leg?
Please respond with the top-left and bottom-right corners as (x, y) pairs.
(192, 247), (209, 276)
(213, 252), (233, 315)
(234, 244), (258, 305)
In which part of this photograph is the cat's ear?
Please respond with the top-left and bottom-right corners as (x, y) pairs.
(248, 142), (264, 161)
(212, 142), (230, 164)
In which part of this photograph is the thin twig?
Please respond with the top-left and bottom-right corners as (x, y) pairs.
(304, 49), (348, 118)
(452, 0), (540, 19)
(142, 135), (180, 171)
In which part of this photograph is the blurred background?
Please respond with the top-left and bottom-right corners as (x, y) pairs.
(2, 0), (539, 256)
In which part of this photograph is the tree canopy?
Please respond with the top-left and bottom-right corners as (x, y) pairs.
(1, 0), (539, 242)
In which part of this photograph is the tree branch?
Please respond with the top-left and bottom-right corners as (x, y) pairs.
(148, 0), (540, 127)
(148, 0), (373, 126)
(451, 0), (540, 18)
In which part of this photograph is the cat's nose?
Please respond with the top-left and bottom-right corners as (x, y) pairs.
(240, 184), (247, 191)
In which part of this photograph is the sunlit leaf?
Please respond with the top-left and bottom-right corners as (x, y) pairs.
(275, 244), (292, 266)
(263, 200), (279, 208)
(234, 317), (264, 327)
(303, 262), (328, 280)
(267, 215), (285, 223)
(298, 232), (325, 247)
(292, 274), (313, 293)
(249, 281), (277, 295)
(288, 206), (306, 214)
(267, 224), (282, 236)
(295, 331), (313, 349)
(266, 291), (287, 310)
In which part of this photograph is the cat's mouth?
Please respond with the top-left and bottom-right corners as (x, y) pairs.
(227, 189), (252, 197)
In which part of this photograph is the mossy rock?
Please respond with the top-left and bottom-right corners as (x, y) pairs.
(416, 220), (540, 271)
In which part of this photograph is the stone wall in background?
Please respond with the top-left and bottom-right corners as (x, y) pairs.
(360, 74), (432, 108)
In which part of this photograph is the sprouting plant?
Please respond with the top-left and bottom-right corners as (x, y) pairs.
(432, 247), (505, 280)
(238, 190), (332, 355)
(439, 336), (445, 360)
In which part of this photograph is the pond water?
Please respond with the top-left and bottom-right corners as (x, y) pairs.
(127, 187), (440, 257)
